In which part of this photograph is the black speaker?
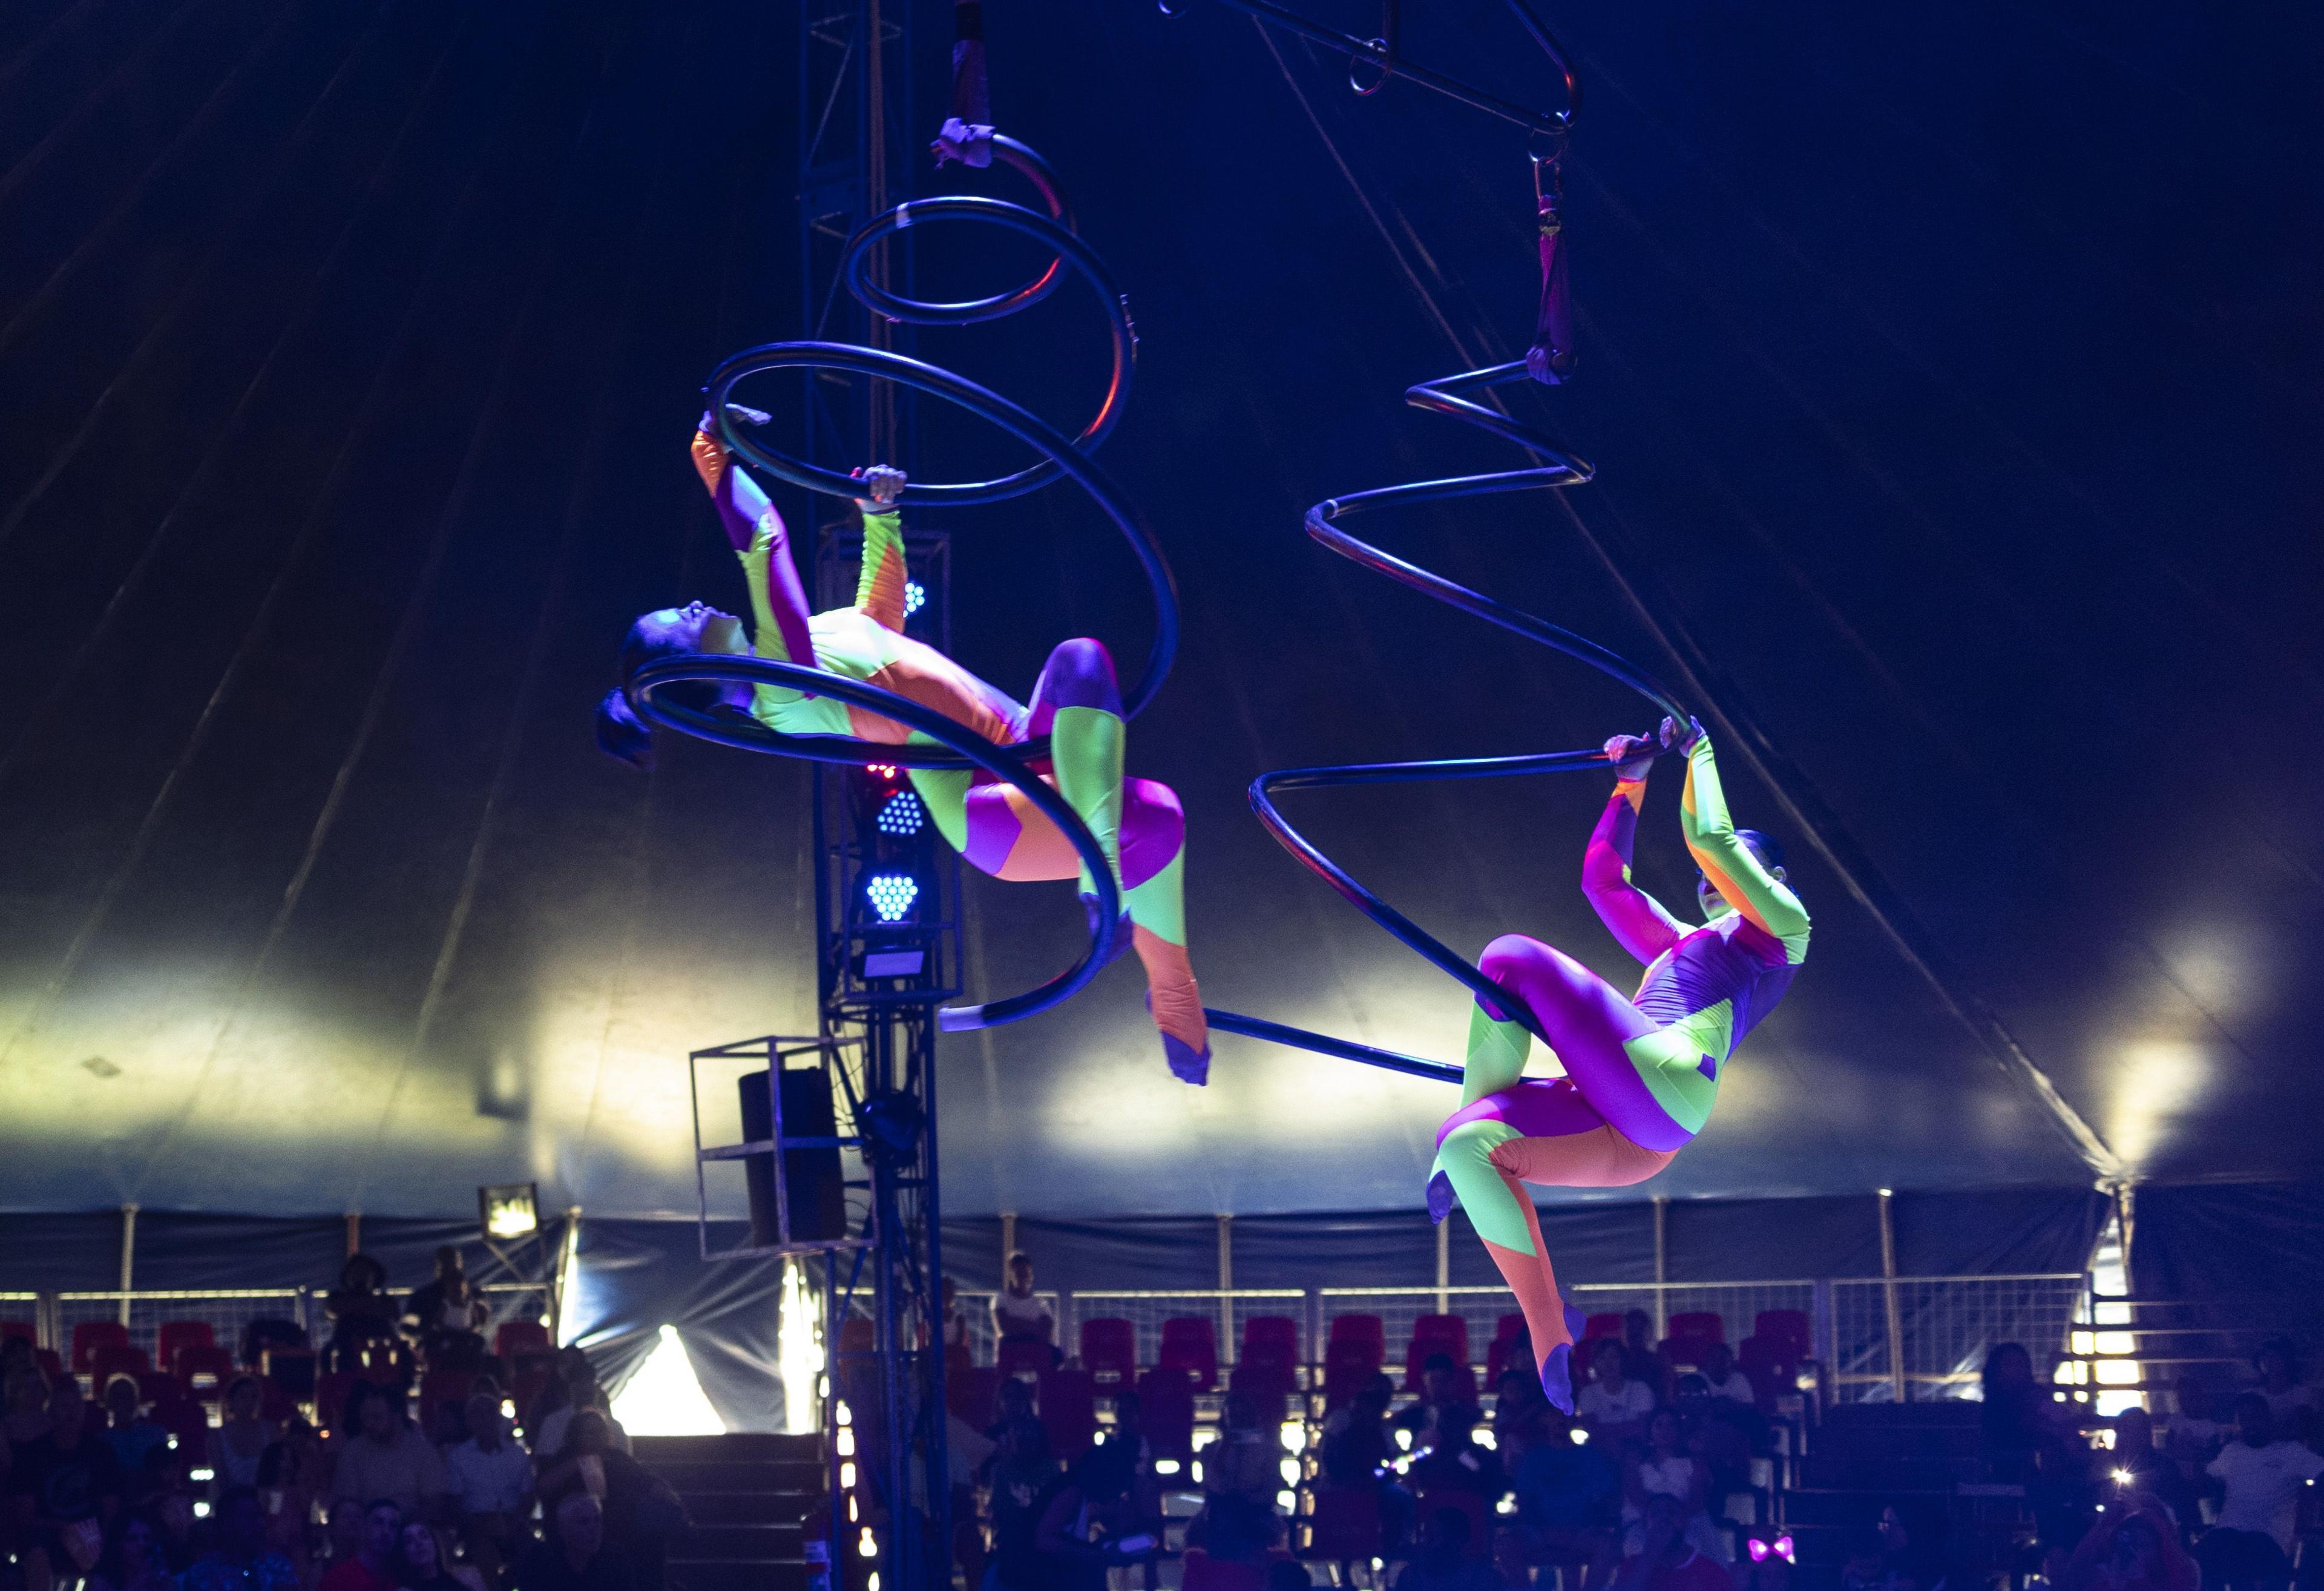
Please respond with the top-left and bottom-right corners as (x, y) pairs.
(739, 1067), (847, 1246)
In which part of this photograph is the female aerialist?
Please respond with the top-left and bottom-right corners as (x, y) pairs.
(595, 412), (1210, 1084)
(1428, 717), (1809, 1409)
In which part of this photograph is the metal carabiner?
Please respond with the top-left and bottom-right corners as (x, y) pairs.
(1348, 0), (1399, 95)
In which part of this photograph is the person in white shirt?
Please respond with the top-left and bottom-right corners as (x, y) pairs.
(2251, 1340), (2316, 1429)
(990, 1253), (1058, 1366)
(1696, 1343), (1756, 1407)
(1575, 1340), (1655, 1449)
(2196, 1394), (2322, 1591)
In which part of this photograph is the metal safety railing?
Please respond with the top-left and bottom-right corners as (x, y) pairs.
(4, 1284), (556, 1368)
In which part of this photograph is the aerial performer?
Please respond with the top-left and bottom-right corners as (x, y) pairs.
(593, 412), (1211, 1084)
(1428, 717), (1810, 1411)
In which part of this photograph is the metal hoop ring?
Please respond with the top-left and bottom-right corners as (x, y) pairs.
(850, 136), (1079, 323)
(628, 653), (1123, 1033)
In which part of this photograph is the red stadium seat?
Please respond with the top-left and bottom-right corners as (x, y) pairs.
(177, 1345), (235, 1396)
(836, 1318), (875, 1356)
(948, 1362), (998, 1429)
(418, 1370), (474, 1432)
(1227, 1356), (1296, 1420)
(1078, 1317), (1137, 1385)
(1241, 1315), (1300, 1367)
(1302, 1484), (1384, 1565)
(1322, 1339), (1383, 1412)
(1037, 1367), (1097, 1459)
(93, 1342), (153, 1390)
(157, 1322), (216, 1376)
(136, 1371), (180, 1406)
(1583, 1313), (1624, 1343)
(494, 1320), (551, 1361)
(73, 1320), (131, 1374)
(1157, 1317), (1218, 1392)
(996, 1339), (1052, 1379)
(1328, 1313), (1385, 1357)
(1667, 1311), (1724, 1343)
(1403, 1314), (1472, 1391)
(1135, 1367), (1195, 1463)
(34, 1348), (66, 1384)
(1754, 1310), (1812, 1359)
(0, 1319), (36, 1348)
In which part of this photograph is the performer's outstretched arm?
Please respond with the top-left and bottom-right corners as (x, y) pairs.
(1581, 734), (1687, 965)
(1672, 724), (1810, 954)
(691, 416), (818, 672)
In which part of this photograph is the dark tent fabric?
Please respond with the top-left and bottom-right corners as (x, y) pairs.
(2132, 1183), (2324, 1330)
(563, 1218), (788, 1432)
(1, 0), (2320, 1233)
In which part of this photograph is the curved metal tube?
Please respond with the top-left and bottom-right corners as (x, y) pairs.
(628, 653), (1121, 1033)
(701, 341), (1179, 773)
(846, 136), (1078, 323)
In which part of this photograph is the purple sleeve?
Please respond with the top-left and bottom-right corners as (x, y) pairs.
(1581, 781), (1687, 965)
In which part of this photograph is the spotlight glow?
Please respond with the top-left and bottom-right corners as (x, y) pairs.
(864, 874), (919, 921)
(904, 581), (925, 617)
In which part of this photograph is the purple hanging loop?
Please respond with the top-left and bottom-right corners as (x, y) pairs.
(1525, 146), (1574, 384)
(934, 0), (994, 167)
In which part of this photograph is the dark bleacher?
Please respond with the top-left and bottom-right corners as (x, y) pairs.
(636, 1433), (825, 1591)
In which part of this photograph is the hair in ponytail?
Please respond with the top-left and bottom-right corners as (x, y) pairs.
(596, 687), (654, 770)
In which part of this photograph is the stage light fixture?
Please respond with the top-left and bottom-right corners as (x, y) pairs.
(864, 874), (919, 922)
(479, 1183), (539, 1240)
(904, 580), (925, 617)
(876, 790), (924, 837)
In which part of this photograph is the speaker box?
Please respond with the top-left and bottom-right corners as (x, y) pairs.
(739, 1067), (848, 1246)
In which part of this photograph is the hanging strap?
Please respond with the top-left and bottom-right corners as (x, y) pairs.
(933, 0), (995, 168)
(1525, 157), (1574, 384)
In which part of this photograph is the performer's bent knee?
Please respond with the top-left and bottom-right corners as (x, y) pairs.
(1121, 778), (1184, 888)
(1039, 637), (1121, 712)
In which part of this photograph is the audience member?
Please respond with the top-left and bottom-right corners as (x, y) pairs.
(939, 1278), (970, 1350)
(1739, 1526), (1795, 1591)
(331, 1385), (448, 1523)
(313, 1500), (366, 1591)
(85, 1509), (177, 1591)
(401, 1250), (490, 1374)
(1696, 1342), (1754, 1407)
(1187, 1392), (1281, 1563)
(1093, 1389), (1163, 1528)
(1620, 1313), (1672, 1401)
(983, 1417), (1059, 1591)
(1612, 1496), (1727, 1591)
(445, 1396), (533, 1587)
(257, 1418), (327, 1564)
(1498, 1412), (1620, 1591)
(990, 1253), (1057, 1365)
(513, 1496), (629, 1591)
(534, 1412), (683, 1591)
(1393, 1506), (1498, 1591)
(1031, 1445), (1154, 1590)
(318, 1500), (402, 1591)
(96, 1376), (170, 1490)
(210, 1377), (281, 1495)
(1669, 1374), (1753, 1520)
(1577, 1340), (1654, 1450)
(2062, 1500), (2194, 1591)
(324, 1257), (399, 1373)
(1492, 1368), (1558, 1468)
(395, 1518), (486, 1591)
(1621, 1409), (1724, 1564)
(5, 1360), (54, 1445)
(156, 1486), (202, 1572)
(2196, 1393), (2322, 1591)
(1408, 1405), (1505, 1503)
(2249, 1340), (2314, 1429)
(2103, 1409), (2191, 1526)
(1395, 1356), (1482, 1450)
(1844, 1504), (1943, 1591)
(10, 1376), (128, 1591)
(1318, 1374), (1410, 1549)
(529, 1357), (628, 1461)
(180, 1485), (302, 1591)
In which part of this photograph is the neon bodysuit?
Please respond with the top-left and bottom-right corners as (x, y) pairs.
(1425, 732), (1808, 1408)
(691, 423), (1210, 1081)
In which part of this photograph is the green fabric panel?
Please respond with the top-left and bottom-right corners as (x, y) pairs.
(1463, 1002), (1531, 1108)
(1048, 704), (1124, 894)
(910, 767), (973, 851)
(1431, 1119), (1534, 1255)
(1124, 847), (1186, 946)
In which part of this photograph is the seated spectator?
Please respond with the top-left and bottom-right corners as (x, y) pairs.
(330, 1385), (448, 1523)
(312, 1500), (366, 1591)
(984, 1418), (1060, 1591)
(255, 1418), (326, 1565)
(1612, 1496), (1727, 1591)
(155, 1485), (202, 1573)
(2248, 1339), (2314, 1429)
(324, 1256), (399, 1374)
(445, 1395), (533, 1588)
(1979, 1343), (2071, 1480)
(1492, 1368), (1558, 1468)
(5, 1359), (54, 1446)
(85, 1508), (177, 1591)
(211, 1376), (281, 1495)
(1395, 1355), (1482, 1451)
(1696, 1342), (1755, 1407)
(180, 1485), (302, 1591)
(1317, 1374), (1411, 1550)
(1739, 1526), (1795, 1591)
(2104, 1408), (2191, 1527)
(534, 1414), (683, 1591)
(395, 1518), (485, 1591)
(1577, 1340), (1654, 1451)
(514, 1495), (631, 1591)
(318, 1500), (402, 1591)
(1840, 1504), (1942, 1591)
(1186, 1393), (1282, 1564)
(1497, 1412), (1620, 1591)
(2062, 1499), (2194, 1591)
(1669, 1374), (1753, 1520)
(1408, 1405), (1505, 1503)
(990, 1253), (1058, 1366)
(1394, 1506), (1498, 1591)
(1032, 1445), (1155, 1590)
(1620, 1313), (1672, 1402)
(96, 1377), (169, 1494)
(530, 1359), (628, 1462)
(10, 1376), (128, 1591)
(1092, 1389), (1162, 1529)
(2196, 1394), (2322, 1591)
(401, 1249), (490, 1375)
(1621, 1409), (1725, 1564)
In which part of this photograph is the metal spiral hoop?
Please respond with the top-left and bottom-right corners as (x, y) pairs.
(1204, 373), (1695, 1070)
(848, 136), (1079, 323)
(628, 653), (1122, 1033)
